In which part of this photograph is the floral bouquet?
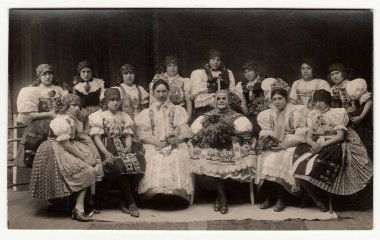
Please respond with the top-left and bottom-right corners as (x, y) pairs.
(156, 132), (179, 156)
(103, 118), (128, 138)
(192, 114), (235, 149)
(228, 92), (244, 114)
(255, 135), (280, 154)
(247, 95), (271, 116)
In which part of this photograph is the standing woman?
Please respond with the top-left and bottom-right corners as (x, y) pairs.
(72, 61), (105, 129)
(190, 90), (256, 214)
(115, 64), (149, 121)
(256, 87), (309, 212)
(15, 64), (68, 167)
(190, 49), (236, 118)
(29, 94), (103, 222)
(292, 89), (372, 212)
(89, 88), (145, 217)
(135, 79), (194, 205)
(289, 59), (330, 109)
(234, 59), (263, 136)
(149, 56), (192, 119)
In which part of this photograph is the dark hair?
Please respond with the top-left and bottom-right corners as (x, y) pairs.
(313, 89), (332, 106)
(271, 88), (288, 100)
(299, 58), (319, 78)
(159, 56), (183, 75)
(73, 60), (97, 85)
(327, 63), (352, 82)
(117, 64), (135, 85)
(152, 79), (169, 92)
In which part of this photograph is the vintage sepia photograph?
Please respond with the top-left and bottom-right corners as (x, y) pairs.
(4, 5), (374, 235)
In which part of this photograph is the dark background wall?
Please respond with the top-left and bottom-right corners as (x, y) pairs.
(9, 9), (373, 115)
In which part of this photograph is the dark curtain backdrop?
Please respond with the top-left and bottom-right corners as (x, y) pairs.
(9, 9), (372, 115)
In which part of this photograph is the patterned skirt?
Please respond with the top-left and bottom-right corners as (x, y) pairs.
(15, 118), (51, 167)
(102, 136), (145, 180)
(29, 141), (71, 200)
(292, 128), (373, 195)
(190, 142), (256, 182)
(30, 136), (104, 200)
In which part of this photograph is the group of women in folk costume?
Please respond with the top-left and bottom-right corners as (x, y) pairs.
(16, 48), (372, 222)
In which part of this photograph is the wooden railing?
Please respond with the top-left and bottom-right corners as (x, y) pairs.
(7, 114), (27, 191)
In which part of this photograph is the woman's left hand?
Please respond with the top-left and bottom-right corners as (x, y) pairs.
(351, 116), (363, 125)
(311, 143), (323, 154)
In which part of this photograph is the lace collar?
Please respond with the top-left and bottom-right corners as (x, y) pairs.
(74, 78), (103, 95)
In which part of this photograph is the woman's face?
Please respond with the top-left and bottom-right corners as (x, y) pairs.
(330, 71), (345, 85)
(122, 72), (135, 86)
(67, 104), (81, 118)
(272, 93), (287, 111)
(107, 97), (121, 112)
(244, 69), (258, 82)
(314, 100), (329, 112)
(209, 56), (221, 70)
(153, 84), (169, 102)
(40, 72), (54, 86)
(300, 63), (313, 80)
(80, 67), (93, 82)
(166, 63), (178, 77)
(216, 93), (228, 111)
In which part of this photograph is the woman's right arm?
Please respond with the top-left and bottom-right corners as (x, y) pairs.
(93, 134), (113, 160)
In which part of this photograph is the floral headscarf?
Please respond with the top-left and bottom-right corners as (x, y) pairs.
(59, 94), (81, 114)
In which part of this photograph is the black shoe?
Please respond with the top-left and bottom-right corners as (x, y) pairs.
(129, 203), (140, 218)
(316, 201), (328, 212)
(214, 199), (220, 212)
(120, 201), (130, 214)
(72, 208), (90, 222)
(260, 198), (273, 210)
(273, 198), (286, 212)
(219, 204), (228, 214)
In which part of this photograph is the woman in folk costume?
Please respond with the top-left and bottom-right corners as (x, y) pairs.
(15, 64), (69, 167)
(289, 59), (330, 109)
(135, 79), (194, 205)
(72, 61), (105, 130)
(89, 88), (145, 218)
(255, 87), (309, 212)
(190, 48), (236, 118)
(328, 63), (373, 158)
(114, 64), (149, 121)
(29, 94), (103, 222)
(292, 89), (372, 212)
(149, 56), (192, 120)
(190, 90), (255, 214)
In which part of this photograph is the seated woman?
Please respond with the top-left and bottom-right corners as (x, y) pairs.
(329, 63), (373, 158)
(29, 94), (104, 222)
(256, 87), (309, 212)
(190, 49), (236, 118)
(114, 64), (149, 121)
(289, 59), (330, 109)
(292, 89), (373, 212)
(16, 64), (68, 167)
(190, 90), (256, 214)
(135, 79), (194, 205)
(149, 56), (192, 120)
(89, 88), (145, 218)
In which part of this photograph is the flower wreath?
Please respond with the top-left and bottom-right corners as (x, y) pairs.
(204, 63), (230, 93)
